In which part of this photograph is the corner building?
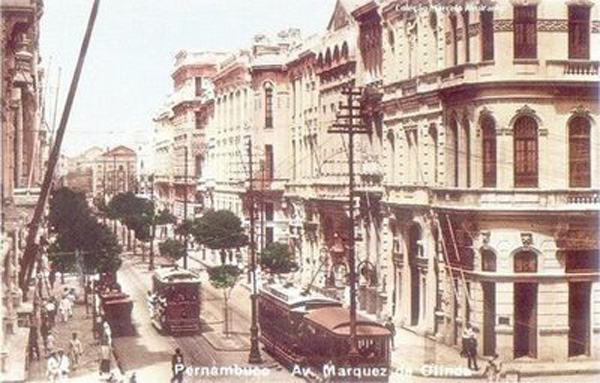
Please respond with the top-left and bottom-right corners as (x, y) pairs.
(376, 0), (599, 363)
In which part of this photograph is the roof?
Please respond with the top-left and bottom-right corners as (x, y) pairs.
(259, 283), (341, 311)
(153, 267), (201, 284)
(102, 145), (136, 158)
(304, 306), (391, 337)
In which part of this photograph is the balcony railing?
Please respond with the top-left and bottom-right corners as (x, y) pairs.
(546, 60), (599, 79)
(432, 188), (600, 211)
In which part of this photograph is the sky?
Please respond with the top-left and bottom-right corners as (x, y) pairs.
(40, 0), (337, 157)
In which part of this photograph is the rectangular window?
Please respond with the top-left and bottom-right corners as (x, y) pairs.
(514, 6), (537, 59)
(480, 10), (494, 61)
(463, 11), (470, 63)
(265, 88), (273, 128)
(450, 14), (459, 65)
(265, 144), (274, 180)
(265, 227), (274, 246)
(195, 77), (203, 97)
(265, 202), (274, 221)
(569, 6), (590, 60)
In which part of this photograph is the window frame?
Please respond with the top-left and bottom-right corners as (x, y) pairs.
(480, 10), (494, 61)
(569, 116), (591, 188)
(265, 86), (274, 129)
(514, 116), (539, 188)
(482, 116), (497, 187)
(513, 5), (537, 59)
(568, 5), (590, 60)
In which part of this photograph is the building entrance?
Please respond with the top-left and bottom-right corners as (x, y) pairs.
(514, 283), (537, 358)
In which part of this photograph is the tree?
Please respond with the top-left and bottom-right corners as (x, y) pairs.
(207, 265), (242, 336)
(155, 208), (176, 225)
(108, 192), (154, 259)
(47, 187), (122, 276)
(260, 242), (298, 275)
(192, 210), (247, 264)
(158, 239), (186, 262)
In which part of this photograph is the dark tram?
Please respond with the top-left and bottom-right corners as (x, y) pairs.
(258, 284), (392, 381)
(148, 267), (202, 333)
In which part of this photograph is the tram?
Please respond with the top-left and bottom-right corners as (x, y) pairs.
(96, 272), (134, 336)
(148, 266), (202, 333)
(258, 284), (392, 381)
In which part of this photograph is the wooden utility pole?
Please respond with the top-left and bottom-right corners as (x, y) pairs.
(183, 145), (188, 269)
(328, 86), (367, 360)
(19, 0), (101, 295)
(149, 174), (155, 271)
(247, 137), (262, 364)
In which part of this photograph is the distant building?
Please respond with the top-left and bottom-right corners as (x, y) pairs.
(92, 146), (138, 199)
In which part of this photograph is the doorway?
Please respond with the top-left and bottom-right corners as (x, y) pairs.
(514, 283), (537, 358)
(408, 224), (422, 326)
(569, 282), (591, 357)
(482, 282), (496, 356)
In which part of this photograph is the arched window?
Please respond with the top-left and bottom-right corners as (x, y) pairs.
(482, 116), (496, 187)
(462, 117), (471, 188)
(341, 42), (349, 58)
(333, 45), (340, 62)
(514, 250), (537, 273)
(264, 85), (273, 129)
(569, 116), (591, 187)
(514, 116), (538, 187)
(450, 13), (458, 66)
(481, 249), (496, 272)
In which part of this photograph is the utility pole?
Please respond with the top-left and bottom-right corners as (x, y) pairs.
(328, 86), (367, 361)
(183, 145), (188, 269)
(149, 173), (155, 271)
(247, 137), (262, 364)
(112, 154), (117, 235)
(18, 0), (101, 295)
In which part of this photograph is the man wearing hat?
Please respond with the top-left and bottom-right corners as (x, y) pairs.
(47, 350), (60, 383)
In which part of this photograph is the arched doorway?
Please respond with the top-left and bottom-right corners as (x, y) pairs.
(408, 223), (422, 326)
(513, 250), (538, 359)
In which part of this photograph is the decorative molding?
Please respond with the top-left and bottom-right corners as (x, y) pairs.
(521, 232), (533, 247)
(456, 28), (463, 41)
(539, 128), (548, 136)
(468, 23), (480, 37)
(538, 19), (568, 32)
(445, 31), (452, 45)
(592, 20), (600, 34)
(481, 231), (491, 245)
(493, 19), (513, 32)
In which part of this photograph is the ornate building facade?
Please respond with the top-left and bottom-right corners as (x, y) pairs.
(1, 0), (45, 379)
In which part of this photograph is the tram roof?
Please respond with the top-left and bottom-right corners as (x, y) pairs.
(153, 267), (201, 284)
(259, 283), (341, 310)
(304, 307), (391, 337)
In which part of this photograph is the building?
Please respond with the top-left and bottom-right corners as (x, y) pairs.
(157, 0), (600, 366)
(92, 145), (138, 199)
(62, 146), (103, 195)
(153, 50), (226, 220)
(374, 0), (599, 363)
(0, 0), (45, 379)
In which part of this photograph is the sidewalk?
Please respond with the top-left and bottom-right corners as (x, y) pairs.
(26, 276), (123, 383)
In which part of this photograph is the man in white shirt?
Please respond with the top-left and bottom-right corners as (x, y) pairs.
(57, 349), (70, 383)
(47, 351), (60, 383)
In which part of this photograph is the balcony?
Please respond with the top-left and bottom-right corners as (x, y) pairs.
(546, 60), (599, 81)
(432, 188), (600, 212)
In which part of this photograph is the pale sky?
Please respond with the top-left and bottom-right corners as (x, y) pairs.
(40, 0), (337, 156)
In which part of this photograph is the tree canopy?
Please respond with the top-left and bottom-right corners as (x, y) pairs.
(191, 210), (247, 250)
(48, 187), (122, 274)
(207, 264), (242, 290)
(158, 238), (186, 261)
(108, 192), (154, 242)
(155, 208), (176, 225)
(260, 242), (298, 274)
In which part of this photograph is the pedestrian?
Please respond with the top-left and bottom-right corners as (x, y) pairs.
(171, 348), (185, 383)
(28, 323), (40, 361)
(485, 353), (502, 382)
(47, 351), (61, 383)
(66, 289), (76, 318)
(100, 322), (112, 375)
(462, 322), (479, 370)
(46, 298), (57, 328)
(69, 332), (83, 370)
(384, 316), (396, 349)
(129, 372), (138, 383)
(57, 349), (70, 383)
(47, 331), (56, 355)
(59, 296), (69, 322)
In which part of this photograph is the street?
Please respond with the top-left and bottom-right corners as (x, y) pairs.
(112, 254), (302, 382)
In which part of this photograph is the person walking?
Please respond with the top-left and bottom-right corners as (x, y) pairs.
(47, 351), (61, 383)
(462, 322), (479, 370)
(57, 349), (70, 383)
(69, 332), (83, 370)
(47, 331), (56, 356)
(46, 299), (57, 328)
(100, 321), (112, 375)
(384, 317), (396, 350)
(28, 323), (40, 361)
(59, 297), (69, 323)
(485, 353), (502, 382)
(171, 348), (185, 383)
